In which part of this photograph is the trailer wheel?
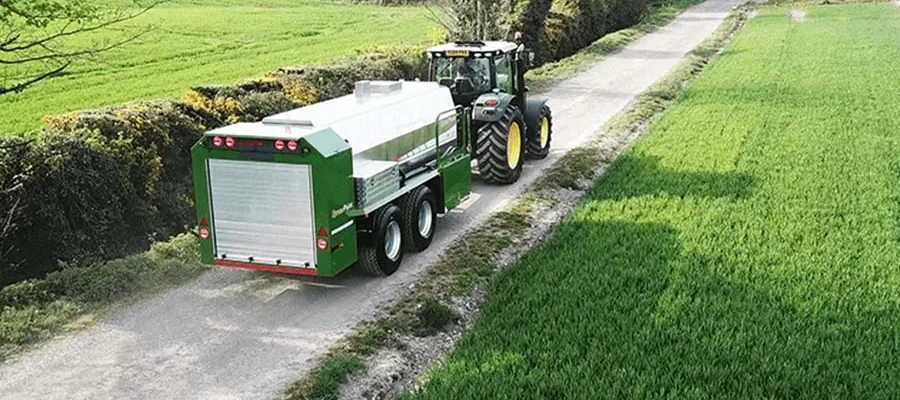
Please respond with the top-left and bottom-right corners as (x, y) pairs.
(400, 186), (437, 252)
(526, 104), (552, 160)
(359, 204), (403, 277)
(475, 105), (526, 184)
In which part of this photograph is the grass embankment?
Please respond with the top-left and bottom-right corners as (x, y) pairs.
(403, 3), (900, 398)
(0, 0), (439, 135)
(0, 234), (207, 362)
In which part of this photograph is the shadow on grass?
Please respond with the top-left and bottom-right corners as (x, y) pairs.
(591, 154), (755, 201)
(409, 218), (900, 398)
(404, 220), (683, 399)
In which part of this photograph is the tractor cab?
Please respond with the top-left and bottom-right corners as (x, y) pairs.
(424, 37), (551, 186)
(425, 40), (533, 108)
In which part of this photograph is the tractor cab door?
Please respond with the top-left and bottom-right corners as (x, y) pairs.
(493, 53), (514, 94)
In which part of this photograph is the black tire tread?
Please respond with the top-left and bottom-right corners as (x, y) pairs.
(399, 186), (435, 253)
(475, 105), (525, 185)
(358, 245), (385, 277)
(526, 104), (552, 160)
(357, 205), (402, 277)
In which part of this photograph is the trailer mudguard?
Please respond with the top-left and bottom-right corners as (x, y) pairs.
(471, 92), (517, 124)
(523, 98), (548, 141)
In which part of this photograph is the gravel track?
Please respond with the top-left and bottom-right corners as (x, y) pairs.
(0, 1), (748, 398)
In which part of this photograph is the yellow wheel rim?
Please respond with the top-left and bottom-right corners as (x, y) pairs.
(540, 117), (549, 148)
(507, 122), (521, 169)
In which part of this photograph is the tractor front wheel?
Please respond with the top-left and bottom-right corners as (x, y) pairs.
(475, 105), (526, 185)
(526, 104), (552, 160)
(358, 204), (404, 277)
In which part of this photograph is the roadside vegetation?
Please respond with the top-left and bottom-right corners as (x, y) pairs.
(282, 2), (752, 399)
(0, 234), (206, 362)
(0, 0), (439, 135)
(400, 2), (900, 398)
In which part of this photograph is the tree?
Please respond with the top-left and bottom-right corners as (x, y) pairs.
(0, 0), (166, 96)
(424, 0), (513, 42)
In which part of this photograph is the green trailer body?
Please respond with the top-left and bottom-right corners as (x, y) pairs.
(191, 80), (473, 277)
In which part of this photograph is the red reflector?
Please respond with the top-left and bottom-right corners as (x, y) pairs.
(287, 140), (298, 151)
(199, 218), (208, 227)
(484, 99), (498, 107)
(212, 137), (223, 147)
(199, 228), (210, 239)
(317, 238), (328, 250)
(225, 137), (235, 148)
(317, 226), (327, 237)
(274, 140), (285, 151)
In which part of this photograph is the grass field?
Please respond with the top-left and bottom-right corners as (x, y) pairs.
(0, 0), (439, 135)
(402, 3), (900, 399)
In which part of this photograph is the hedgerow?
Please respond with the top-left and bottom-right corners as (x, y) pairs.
(0, 0), (698, 287)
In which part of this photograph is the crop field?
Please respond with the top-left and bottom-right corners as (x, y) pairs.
(403, 3), (900, 399)
(0, 0), (439, 135)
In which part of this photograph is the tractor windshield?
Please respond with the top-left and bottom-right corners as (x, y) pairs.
(433, 57), (491, 95)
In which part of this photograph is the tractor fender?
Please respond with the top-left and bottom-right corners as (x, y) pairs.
(523, 98), (548, 141)
(471, 92), (517, 124)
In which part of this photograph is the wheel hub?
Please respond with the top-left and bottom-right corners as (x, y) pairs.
(418, 201), (433, 237)
(507, 121), (521, 169)
(540, 117), (549, 148)
(385, 220), (402, 261)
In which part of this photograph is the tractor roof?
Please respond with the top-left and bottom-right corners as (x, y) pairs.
(426, 40), (518, 56)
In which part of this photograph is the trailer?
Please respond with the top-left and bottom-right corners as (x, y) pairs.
(191, 37), (554, 277)
(191, 80), (474, 276)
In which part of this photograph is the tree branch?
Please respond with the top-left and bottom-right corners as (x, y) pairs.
(0, 62), (68, 95)
(0, 1), (163, 53)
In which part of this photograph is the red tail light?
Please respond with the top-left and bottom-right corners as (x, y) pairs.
(225, 137), (235, 148)
(317, 238), (328, 250)
(484, 99), (498, 107)
(212, 137), (223, 147)
(199, 228), (210, 239)
(287, 140), (298, 151)
(274, 140), (285, 151)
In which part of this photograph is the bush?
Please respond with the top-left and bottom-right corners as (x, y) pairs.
(0, 133), (160, 287)
(0, 0), (674, 287)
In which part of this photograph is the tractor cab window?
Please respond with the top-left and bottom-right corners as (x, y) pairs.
(433, 56), (491, 94)
(494, 54), (513, 93)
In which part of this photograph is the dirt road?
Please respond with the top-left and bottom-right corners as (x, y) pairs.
(0, 1), (747, 398)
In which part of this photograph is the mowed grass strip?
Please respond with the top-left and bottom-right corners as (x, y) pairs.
(0, 0), (439, 135)
(402, 3), (900, 399)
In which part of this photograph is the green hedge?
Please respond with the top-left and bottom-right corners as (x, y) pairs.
(1, 2), (687, 287)
(514, 0), (673, 63)
(0, 47), (428, 287)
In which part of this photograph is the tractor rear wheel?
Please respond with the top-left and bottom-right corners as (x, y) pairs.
(359, 204), (403, 277)
(475, 105), (526, 185)
(526, 104), (552, 160)
(400, 185), (437, 252)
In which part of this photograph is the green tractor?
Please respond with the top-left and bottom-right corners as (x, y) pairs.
(426, 37), (553, 185)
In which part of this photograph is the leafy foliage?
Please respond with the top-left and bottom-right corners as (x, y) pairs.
(0, 0), (164, 96)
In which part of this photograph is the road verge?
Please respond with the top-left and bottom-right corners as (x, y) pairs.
(280, 3), (757, 400)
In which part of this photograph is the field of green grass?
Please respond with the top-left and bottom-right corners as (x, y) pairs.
(0, 0), (439, 135)
(403, 3), (900, 399)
